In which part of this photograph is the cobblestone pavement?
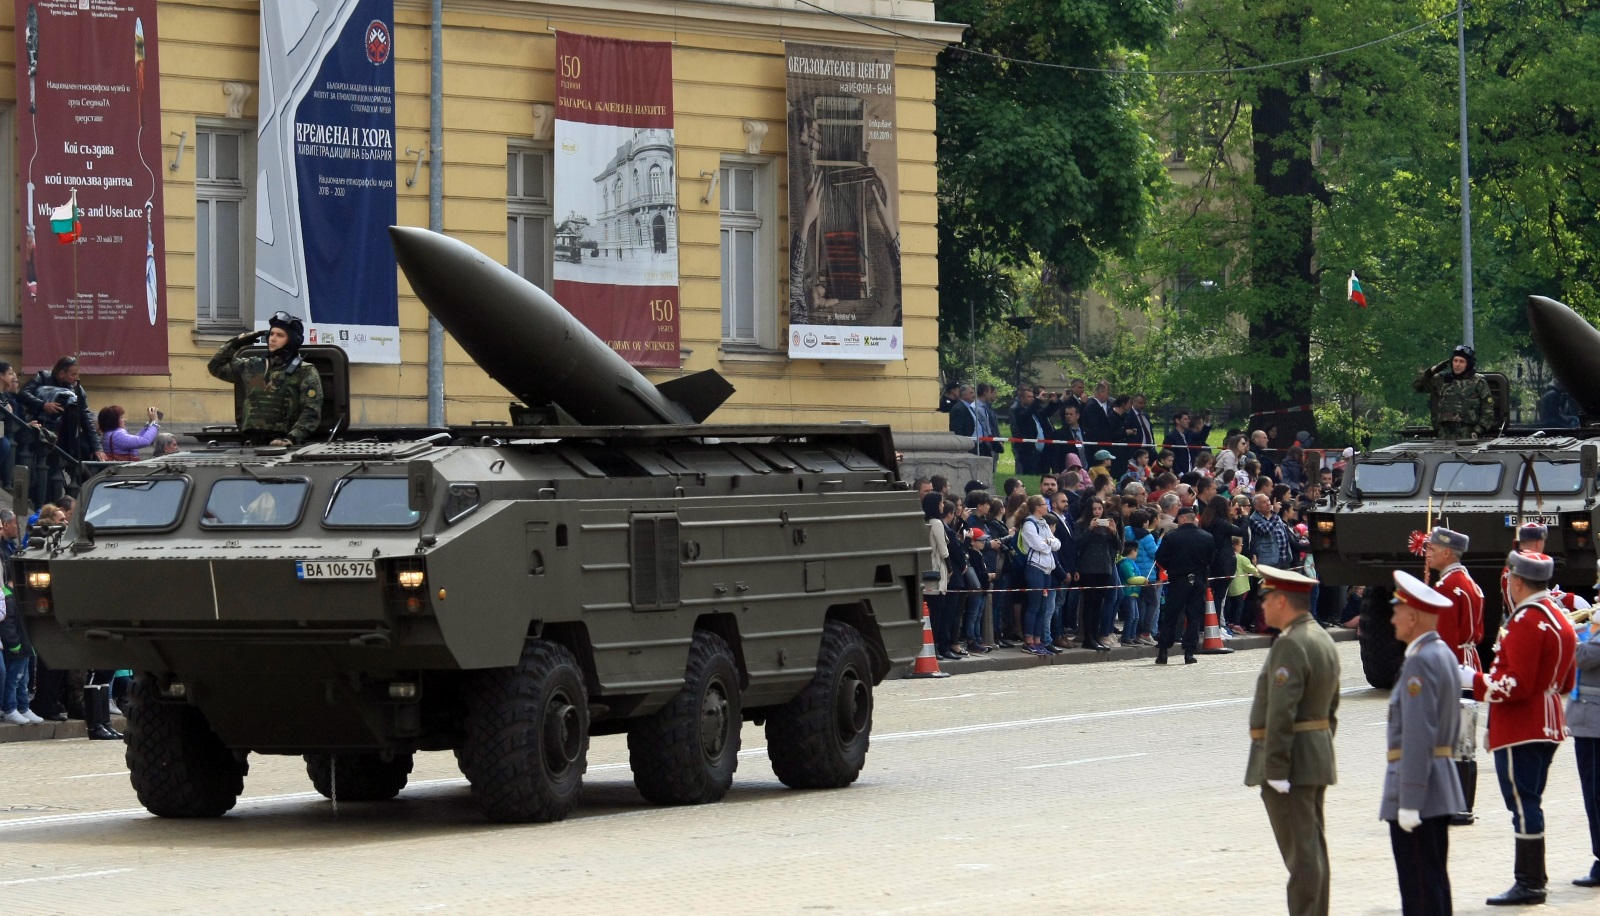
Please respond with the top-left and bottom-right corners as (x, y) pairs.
(1, 641), (1593, 915)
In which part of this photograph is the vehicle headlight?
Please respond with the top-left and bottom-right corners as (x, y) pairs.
(1572, 519), (1591, 533)
(1315, 519), (1334, 534)
(26, 570), (51, 590)
(396, 569), (426, 589)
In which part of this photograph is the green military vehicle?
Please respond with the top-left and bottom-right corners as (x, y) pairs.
(16, 229), (928, 823)
(1309, 295), (1600, 688)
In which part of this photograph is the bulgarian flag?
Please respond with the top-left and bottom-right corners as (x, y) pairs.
(1347, 270), (1368, 308)
(50, 190), (81, 244)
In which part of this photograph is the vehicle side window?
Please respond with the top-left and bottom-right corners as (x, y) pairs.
(82, 479), (189, 530)
(324, 478), (421, 528)
(1513, 461), (1581, 495)
(201, 479), (311, 528)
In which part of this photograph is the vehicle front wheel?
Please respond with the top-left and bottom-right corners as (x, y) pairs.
(1358, 586), (1405, 689)
(628, 630), (742, 805)
(459, 640), (589, 823)
(766, 621), (874, 789)
(125, 677), (247, 818)
(303, 752), (414, 801)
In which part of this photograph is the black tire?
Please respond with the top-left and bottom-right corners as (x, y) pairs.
(125, 677), (247, 818)
(303, 752), (414, 801)
(765, 621), (874, 789)
(628, 630), (742, 805)
(459, 640), (589, 823)
(1358, 586), (1405, 689)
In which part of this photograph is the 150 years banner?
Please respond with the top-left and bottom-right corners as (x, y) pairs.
(16, 0), (169, 374)
(257, 0), (398, 363)
(553, 33), (678, 369)
(785, 43), (901, 361)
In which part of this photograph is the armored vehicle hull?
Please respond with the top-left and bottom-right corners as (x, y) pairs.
(22, 429), (925, 822)
(1311, 436), (1598, 688)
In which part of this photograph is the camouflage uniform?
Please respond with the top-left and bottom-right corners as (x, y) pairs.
(207, 338), (321, 443)
(1414, 366), (1492, 438)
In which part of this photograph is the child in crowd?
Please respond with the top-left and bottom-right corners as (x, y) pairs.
(1228, 535), (1258, 634)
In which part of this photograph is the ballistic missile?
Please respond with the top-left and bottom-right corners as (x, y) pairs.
(389, 226), (732, 426)
(1526, 295), (1600, 417)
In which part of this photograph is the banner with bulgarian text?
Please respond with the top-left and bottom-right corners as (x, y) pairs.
(257, 0), (398, 364)
(15, 0), (169, 374)
(785, 43), (902, 361)
(553, 32), (678, 369)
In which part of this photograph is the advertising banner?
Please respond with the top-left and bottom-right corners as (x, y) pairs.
(553, 32), (679, 369)
(257, 0), (398, 363)
(15, 0), (169, 374)
(785, 43), (902, 361)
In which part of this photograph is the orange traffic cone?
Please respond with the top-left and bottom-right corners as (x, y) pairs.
(1198, 588), (1234, 655)
(910, 601), (949, 678)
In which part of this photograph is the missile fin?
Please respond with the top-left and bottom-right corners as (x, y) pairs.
(656, 369), (736, 424)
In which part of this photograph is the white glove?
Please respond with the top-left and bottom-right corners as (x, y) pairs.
(1397, 808), (1422, 833)
(1267, 779), (1291, 794)
(1457, 665), (1476, 690)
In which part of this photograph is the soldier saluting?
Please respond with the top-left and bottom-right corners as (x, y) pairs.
(1423, 527), (1485, 826)
(1382, 571), (1467, 916)
(207, 311), (321, 446)
(1462, 550), (1579, 906)
(1246, 564), (1342, 916)
(1414, 344), (1493, 439)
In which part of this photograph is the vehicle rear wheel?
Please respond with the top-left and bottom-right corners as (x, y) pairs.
(628, 630), (742, 805)
(125, 677), (247, 818)
(1358, 586), (1405, 689)
(459, 640), (588, 823)
(303, 752), (414, 801)
(766, 621), (874, 789)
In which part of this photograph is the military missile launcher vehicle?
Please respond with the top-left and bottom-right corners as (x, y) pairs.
(18, 228), (928, 824)
(1309, 295), (1600, 688)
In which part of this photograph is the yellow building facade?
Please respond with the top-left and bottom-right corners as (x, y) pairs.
(0, 0), (961, 435)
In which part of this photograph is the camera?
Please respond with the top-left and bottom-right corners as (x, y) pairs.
(39, 385), (76, 406)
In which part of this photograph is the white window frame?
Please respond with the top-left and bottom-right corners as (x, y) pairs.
(507, 143), (553, 290)
(194, 120), (256, 332)
(719, 156), (776, 350)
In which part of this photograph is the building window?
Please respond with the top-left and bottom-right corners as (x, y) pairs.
(195, 126), (255, 331)
(719, 159), (774, 348)
(507, 145), (553, 290)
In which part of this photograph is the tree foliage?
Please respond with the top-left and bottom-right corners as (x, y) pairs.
(934, 0), (1174, 373)
(1106, 0), (1600, 439)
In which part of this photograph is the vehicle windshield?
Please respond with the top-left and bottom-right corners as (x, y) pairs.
(1513, 461), (1583, 495)
(324, 478), (420, 528)
(201, 479), (310, 528)
(83, 479), (187, 529)
(1353, 462), (1417, 495)
(1432, 462), (1505, 495)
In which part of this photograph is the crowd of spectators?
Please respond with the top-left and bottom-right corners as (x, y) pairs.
(0, 356), (171, 731)
(924, 380), (1347, 661)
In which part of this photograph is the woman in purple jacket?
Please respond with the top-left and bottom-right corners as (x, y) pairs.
(97, 405), (161, 461)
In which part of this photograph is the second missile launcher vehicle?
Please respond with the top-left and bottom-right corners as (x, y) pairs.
(19, 228), (929, 824)
(1309, 295), (1600, 688)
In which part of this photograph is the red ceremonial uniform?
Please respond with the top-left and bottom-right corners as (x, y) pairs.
(1436, 563), (1484, 670)
(1470, 591), (1578, 750)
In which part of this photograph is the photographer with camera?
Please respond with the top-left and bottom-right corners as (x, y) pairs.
(18, 356), (105, 505)
(98, 405), (163, 461)
(207, 312), (322, 446)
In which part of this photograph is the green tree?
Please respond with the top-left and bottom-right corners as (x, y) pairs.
(934, 0), (1174, 370)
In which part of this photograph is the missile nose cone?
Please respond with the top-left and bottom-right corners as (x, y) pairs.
(1527, 294), (1600, 417)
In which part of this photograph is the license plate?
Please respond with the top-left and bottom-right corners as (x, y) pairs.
(1504, 514), (1558, 528)
(296, 560), (375, 580)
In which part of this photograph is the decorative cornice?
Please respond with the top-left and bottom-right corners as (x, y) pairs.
(393, 0), (966, 49)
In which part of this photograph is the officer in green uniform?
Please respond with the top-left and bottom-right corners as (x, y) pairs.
(1413, 344), (1493, 439)
(1246, 564), (1342, 916)
(207, 311), (321, 445)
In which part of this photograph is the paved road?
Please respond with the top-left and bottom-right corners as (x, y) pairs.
(1, 642), (1593, 914)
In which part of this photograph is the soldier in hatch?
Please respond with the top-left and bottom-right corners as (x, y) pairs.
(1414, 344), (1494, 439)
(207, 311), (321, 445)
